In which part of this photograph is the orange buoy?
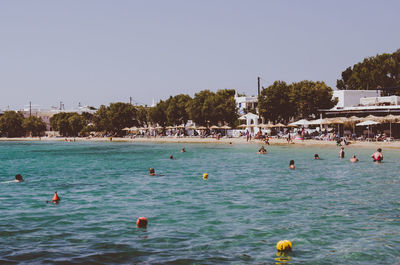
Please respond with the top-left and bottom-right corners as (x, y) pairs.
(136, 217), (148, 228)
(52, 191), (60, 203)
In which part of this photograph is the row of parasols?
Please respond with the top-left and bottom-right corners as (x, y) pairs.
(122, 125), (233, 131)
(122, 114), (400, 131)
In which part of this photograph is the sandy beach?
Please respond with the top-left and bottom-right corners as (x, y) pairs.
(1, 136), (399, 149)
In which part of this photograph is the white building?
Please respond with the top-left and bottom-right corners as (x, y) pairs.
(324, 90), (400, 117)
(235, 93), (258, 115)
(332, 90), (380, 109)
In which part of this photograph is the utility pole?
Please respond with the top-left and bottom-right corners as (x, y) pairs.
(130, 96), (132, 105)
(257, 77), (261, 96)
(29, 101), (32, 117)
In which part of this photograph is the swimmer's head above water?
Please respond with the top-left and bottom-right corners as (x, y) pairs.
(149, 168), (155, 176)
(289, 160), (295, 169)
(15, 174), (24, 182)
(314, 154), (320, 159)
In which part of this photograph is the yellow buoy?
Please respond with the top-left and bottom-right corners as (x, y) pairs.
(276, 240), (293, 252)
(203, 173), (208, 180)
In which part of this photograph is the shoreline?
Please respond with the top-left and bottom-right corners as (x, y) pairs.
(0, 136), (398, 149)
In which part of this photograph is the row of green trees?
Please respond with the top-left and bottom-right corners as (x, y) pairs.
(47, 89), (238, 137)
(0, 111), (47, 137)
(149, 89), (238, 127)
(258, 80), (337, 123)
(337, 49), (400, 93)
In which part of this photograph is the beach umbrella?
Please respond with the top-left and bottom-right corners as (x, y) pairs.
(220, 125), (231, 129)
(154, 126), (163, 130)
(166, 126), (175, 129)
(362, 115), (381, 122)
(122, 127), (130, 131)
(176, 125), (186, 129)
(308, 119), (324, 125)
(382, 114), (399, 138)
(197, 126), (207, 130)
(187, 125), (197, 130)
(238, 124), (247, 128)
(210, 125), (220, 129)
(271, 123), (285, 128)
(356, 120), (380, 126)
(288, 119), (310, 126)
(356, 120), (380, 141)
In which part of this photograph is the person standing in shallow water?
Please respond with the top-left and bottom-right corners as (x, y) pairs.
(339, 147), (345, 158)
(371, 148), (383, 162)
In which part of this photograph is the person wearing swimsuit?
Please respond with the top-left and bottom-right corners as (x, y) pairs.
(371, 148), (383, 162)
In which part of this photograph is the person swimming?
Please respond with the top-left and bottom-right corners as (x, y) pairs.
(339, 147), (345, 159)
(371, 148), (383, 162)
(258, 146), (267, 154)
(14, 174), (24, 182)
(289, 160), (295, 169)
(169, 155), (174, 159)
(181, 148), (185, 153)
(350, 155), (359, 163)
(148, 168), (163, 176)
(314, 154), (320, 159)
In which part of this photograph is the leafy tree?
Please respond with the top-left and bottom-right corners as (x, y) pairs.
(136, 105), (150, 126)
(337, 49), (400, 94)
(189, 90), (216, 126)
(259, 80), (337, 123)
(214, 89), (238, 126)
(166, 94), (192, 126)
(50, 112), (88, 136)
(93, 102), (138, 135)
(68, 114), (86, 136)
(290, 81), (337, 119)
(0, 111), (25, 137)
(22, 116), (46, 136)
(258, 81), (295, 123)
(149, 100), (168, 127)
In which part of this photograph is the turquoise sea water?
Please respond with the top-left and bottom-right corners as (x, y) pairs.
(0, 141), (399, 264)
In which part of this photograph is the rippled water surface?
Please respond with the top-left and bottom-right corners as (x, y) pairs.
(0, 141), (399, 264)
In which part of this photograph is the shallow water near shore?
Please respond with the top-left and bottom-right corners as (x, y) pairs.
(0, 141), (399, 264)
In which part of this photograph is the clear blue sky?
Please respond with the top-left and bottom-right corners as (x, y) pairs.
(1, 0), (399, 110)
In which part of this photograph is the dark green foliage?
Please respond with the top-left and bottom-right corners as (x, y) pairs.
(258, 81), (295, 123)
(337, 49), (400, 93)
(93, 102), (137, 135)
(0, 111), (25, 137)
(258, 80), (336, 123)
(22, 116), (47, 136)
(166, 94), (192, 126)
(50, 112), (86, 136)
(290, 81), (337, 119)
(189, 89), (237, 126)
(149, 100), (168, 127)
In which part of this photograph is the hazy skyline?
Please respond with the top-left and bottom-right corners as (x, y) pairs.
(1, 0), (399, 110)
